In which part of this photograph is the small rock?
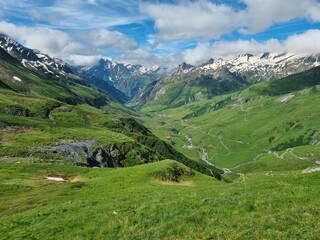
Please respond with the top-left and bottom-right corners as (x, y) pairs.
(45, 176), (66, 182)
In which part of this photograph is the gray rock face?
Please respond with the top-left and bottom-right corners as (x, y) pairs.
(170, 62), (195, 75)
(88, 144), (125, 168)
(37, 141), (127, 168)
(4, 106), (31, 117)
(39, 140), (97, 163)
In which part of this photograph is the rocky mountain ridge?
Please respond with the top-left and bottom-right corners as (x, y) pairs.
(0, 34), (73, 76)
(180, 52), (320, 82)
(76, 58), (165, 99)
(132, 52), (320, 109)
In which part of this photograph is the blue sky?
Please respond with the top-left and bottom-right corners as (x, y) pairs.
(0, 0), (320, 68)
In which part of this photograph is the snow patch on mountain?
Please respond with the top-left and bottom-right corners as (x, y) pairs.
(180, 52), (320, 82)
(0, 34), (73, 76)
(276, 94), (295, 103)
(76, 58), (165, 99)
(12, 76), (22, 82)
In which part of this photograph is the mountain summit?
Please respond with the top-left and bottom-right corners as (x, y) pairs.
(171, 62), (195, 75)
(76, 58), (165, 99)
(0, 34), (73, 76)
(194, 52), (320, 82)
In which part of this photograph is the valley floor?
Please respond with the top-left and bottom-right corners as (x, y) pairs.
(0, 160), (319, 239)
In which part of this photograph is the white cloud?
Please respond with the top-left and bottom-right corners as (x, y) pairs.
(140, 0), (320, 41)
(0, 21), (92, 57)
(240, 0), (319, 34)
(181, 29), (320, 65)
(115, 29), (320, 69)
(181, 39), (281, 65)
(65, 54), (102, 67)
(0, 21), (138, 66)
(81, 29), (138, 51)
(27, 0), (143, 30)
(284, 29), (320, 53)
(140, 1), (238, 40)
(29, 8), (60, 23)
(307, 2), (320, 21)
(114, 48), (179, 69)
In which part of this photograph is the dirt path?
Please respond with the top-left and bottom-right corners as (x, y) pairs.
(230, 148), (312, 170)
(302, 167), (320, 173)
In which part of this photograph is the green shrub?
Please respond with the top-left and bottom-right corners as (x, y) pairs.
(153, 162), (195, 182)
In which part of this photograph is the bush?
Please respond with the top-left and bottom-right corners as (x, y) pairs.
(154, 162), (195, 182)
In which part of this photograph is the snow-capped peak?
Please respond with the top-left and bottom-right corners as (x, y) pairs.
(180, 52), (320, 81)
(0, 34), (73, 76)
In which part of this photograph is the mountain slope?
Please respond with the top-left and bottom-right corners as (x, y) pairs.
(132, 66), (248, 109)
(261, 65), (320, 95)
(0, 34), (73, 76)
(75, 67), (129, 104)
(0, 34), (128, 104)
(77, 58), (164, 100)
(0, 45), (109, 107)
(0, 88), (222, 178)
(133, 52), (320, 109)
(196, 52), (320, 82)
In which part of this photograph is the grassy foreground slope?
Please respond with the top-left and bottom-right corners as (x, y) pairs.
(138, 67), (320, 176)
(0, 160), (319, 239)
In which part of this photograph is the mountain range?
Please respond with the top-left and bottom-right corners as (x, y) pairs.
(133, 52), (320, 108)
(175, 52), (319, 81)
(2, 33), (319, 107)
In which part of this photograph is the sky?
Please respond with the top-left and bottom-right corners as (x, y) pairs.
(0, 0), (320, 69)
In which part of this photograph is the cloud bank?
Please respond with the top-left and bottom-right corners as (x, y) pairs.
(141, 0), (320, 40)
(0, 21), (138, 66)
(115, 29), (320, 68)
(81, 29), (138, 51)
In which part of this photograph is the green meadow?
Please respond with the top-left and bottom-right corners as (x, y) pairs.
(0, 160), (319, 240)
(138, 78), (320, 179)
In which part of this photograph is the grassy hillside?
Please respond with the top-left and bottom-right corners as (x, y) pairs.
(0, 160), (319, 239)
(131, 68), (248, 110)
(0, 88), (222, 177)
(0, 46), (223, 176)
(138, 67), (320, 178)
(262, 66), (320, 95)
